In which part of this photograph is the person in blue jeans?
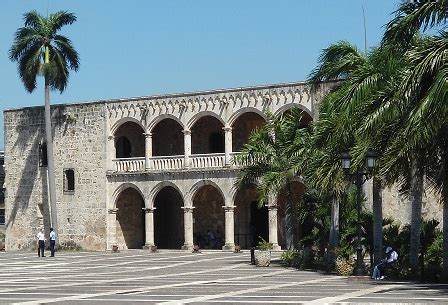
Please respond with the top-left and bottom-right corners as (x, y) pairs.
(372, 246), (398, 280)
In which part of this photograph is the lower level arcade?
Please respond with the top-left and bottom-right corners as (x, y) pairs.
(108, 180), (305, 251)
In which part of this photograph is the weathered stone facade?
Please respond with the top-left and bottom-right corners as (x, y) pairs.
(4, 81), (442, 251)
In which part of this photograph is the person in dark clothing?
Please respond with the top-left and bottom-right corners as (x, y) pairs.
(49, 227), (56, 257)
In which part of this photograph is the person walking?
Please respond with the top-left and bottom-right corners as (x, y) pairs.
(37, 229), (46, 257)
(49, 227), (56, 257)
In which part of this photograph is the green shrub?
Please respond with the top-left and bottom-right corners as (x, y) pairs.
(281, 249), (301, 267)
(256, 237), (273, 251)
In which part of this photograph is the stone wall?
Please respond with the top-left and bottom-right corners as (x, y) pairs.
(363, 179), (442, 226)
(4, 102), (108, 251)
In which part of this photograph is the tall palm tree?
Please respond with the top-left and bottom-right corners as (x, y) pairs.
(308, 42), (390, 267)
(382, 0), (447, 278)
(236, 110), (312, 249)
(9, 11), (80, 236)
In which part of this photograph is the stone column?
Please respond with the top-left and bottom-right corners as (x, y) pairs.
(144, 132), (153, 170)
(108, 208), (118, 250)
(143, 207), (156, 248)
(222, 205), (236, 251)
(183, 129), (191, 168)
(181, 206), (194, 250)
(223, 126), (233, 167)
(107, 135), (115, 171)
(268, 205), (281, 251)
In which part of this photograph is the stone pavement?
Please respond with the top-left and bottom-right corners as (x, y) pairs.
(0, 250), (447, 304)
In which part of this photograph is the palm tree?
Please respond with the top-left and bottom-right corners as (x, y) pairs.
(382, 0), (447, 278)
(236, 110), (312, 249)
(9, 11), (80, 236)
(383, 0), (447, 47)
(308, 42), (391, 268)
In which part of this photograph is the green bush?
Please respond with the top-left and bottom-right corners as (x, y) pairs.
(281, 249), (301, 267)
(256, 237), (273, 251)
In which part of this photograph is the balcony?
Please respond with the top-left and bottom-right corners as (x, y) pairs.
(112, 153), (241, 173)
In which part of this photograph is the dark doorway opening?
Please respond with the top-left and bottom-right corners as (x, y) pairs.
(250, 201), (268, 246)
(154, 186), (184, 249)
(116, 136), (132, 158)
(209, 132), (225, 153)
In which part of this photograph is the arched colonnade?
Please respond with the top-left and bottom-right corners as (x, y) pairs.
(108, 179), (305, 251)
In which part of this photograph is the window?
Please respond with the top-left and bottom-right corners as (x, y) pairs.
(64, 169), (75, 192)
(0, 207), (4, 225)
(39, 143), (48, 167)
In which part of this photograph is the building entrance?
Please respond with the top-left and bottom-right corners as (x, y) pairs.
(154, 186), (184, 249)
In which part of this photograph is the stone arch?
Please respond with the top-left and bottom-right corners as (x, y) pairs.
(151, 117), (184, 156)
(228, 107), (268, 126)
(153, 184), (184, 249)
(233, 183), (268, 249)
(114, 186), (145, 249)
(112, 183), (146, 209)
(150, 181), (184, 206)
(187, 180), (225, 205)
(187, 111), (225, 130)
(230, 110), (267, 152)
(110, 117), (145, 135)
(274, 103), (312, 118)
(113, 121), (145, 158)
(190, 181), (225, 249)
(148, 114), (184, 132)
(190, 114), (225, 154)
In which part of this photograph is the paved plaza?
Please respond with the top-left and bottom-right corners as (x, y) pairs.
(0, 250), (447, 304)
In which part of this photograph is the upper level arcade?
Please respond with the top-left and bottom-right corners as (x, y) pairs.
(107, 81), (333, 174)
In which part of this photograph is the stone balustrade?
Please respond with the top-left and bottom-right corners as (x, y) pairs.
(113, 157), (145, 172)
(151, 155), (184, 170)
(112, 153), (245, 173)
(190, 153), (225, 169)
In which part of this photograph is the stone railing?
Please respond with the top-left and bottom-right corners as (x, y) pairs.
(190, 153), (225, 168)
(112, 152), (246, 173)
(151, 155), (184, 170)
(113, 157), (145, 172)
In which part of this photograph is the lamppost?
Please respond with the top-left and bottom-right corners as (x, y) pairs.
(341, 150), (377, 276)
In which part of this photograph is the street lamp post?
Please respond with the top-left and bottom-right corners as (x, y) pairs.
(341, 150), (376, 276)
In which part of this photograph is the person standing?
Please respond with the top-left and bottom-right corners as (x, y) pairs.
(49, 227), (56, 257)
(37, 229), (45, 257)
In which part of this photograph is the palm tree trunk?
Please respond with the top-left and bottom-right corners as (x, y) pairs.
(443, 178), (448, 280)
(409, 159), (423, 273)
(329, 194), (339, 248)
(442, 133), (448, 281)
(44, 77), (58, 237)
(372, 178), (383, 266)
(285, 182), (294, 250)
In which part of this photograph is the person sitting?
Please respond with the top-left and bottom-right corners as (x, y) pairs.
(371, 246), (399, 280)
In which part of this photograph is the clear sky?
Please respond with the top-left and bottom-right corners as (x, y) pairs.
(0, 0), (399, 149)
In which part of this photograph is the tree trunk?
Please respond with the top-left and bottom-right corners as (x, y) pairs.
(442, 135), (448, 281)
(443, 178), (448, 281)
(372, 178), (383, 266)
(409, 159), (423, 273)
(44, 78), (58, 238)
(329, 194), (339, 249)
(285, 182), (294, 250)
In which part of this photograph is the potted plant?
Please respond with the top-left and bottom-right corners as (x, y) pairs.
(254, 237), (273, 267)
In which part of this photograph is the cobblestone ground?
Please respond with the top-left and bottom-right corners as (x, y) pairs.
(0, 250), (447, 304)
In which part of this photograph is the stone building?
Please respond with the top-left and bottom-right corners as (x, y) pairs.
(3, 81), (442, 251)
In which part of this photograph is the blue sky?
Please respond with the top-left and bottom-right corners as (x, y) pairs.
(0, 0), (399, 149)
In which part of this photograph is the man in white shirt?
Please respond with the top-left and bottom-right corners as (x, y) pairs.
(37, 229), (46, 257)
(49, 227), (56, 257)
